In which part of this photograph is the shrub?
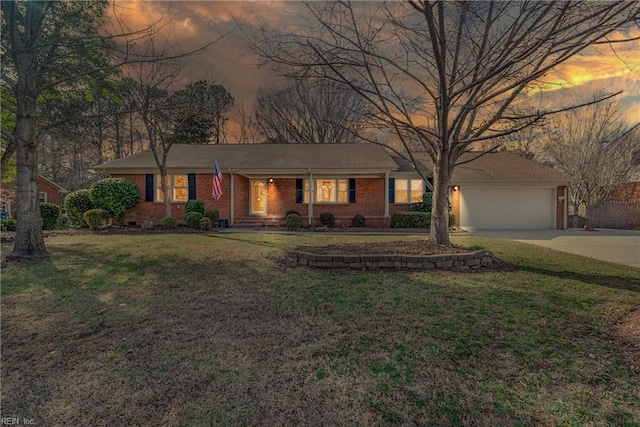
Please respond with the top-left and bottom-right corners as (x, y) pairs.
(391, 211), (430, 228)
(160, 216), (176, 229)
(200, 217), (212, 230)
(203, 209), (220, 227)
(468, 244), (484, 251)
(352, 214), (366, 227)
(64, 189), (94, 228)
(285, 210), (301, 218)
(83, 208), (110, 230)
(185, 211), (203, 229)
(40, 202), (60, 230)
(449, 213), (456, 229)
(412, 193), (432, 213)
(89, 178), (140, 221)
(285, 213), (302, 231)
(319, 212), (335, 227)
(1, 217), (17, 231)
(185, 199), (205, 216)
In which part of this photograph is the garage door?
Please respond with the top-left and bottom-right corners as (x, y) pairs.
(459, 187), (554, 230)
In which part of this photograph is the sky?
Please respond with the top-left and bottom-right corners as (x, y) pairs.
(113, 1), (640, 141)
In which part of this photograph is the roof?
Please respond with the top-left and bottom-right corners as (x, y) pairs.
(39, 175), (70, 193)
(453, 152), (576, 183)
(93, 143), (398, 174)
(94, 143), (576, 184)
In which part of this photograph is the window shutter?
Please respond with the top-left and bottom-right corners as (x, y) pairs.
(295, 179), (303, 203)
(388, 178), (395, 203)
(188, 174), (196, 199)
(145, 174), (154, 202)
(426, 178), (434, 193)
(348, 178), (356, 203)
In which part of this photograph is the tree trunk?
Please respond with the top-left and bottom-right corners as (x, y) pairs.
(430, 154), (452, 246)
(9, 63), (47, 259)
(572, 203), (580, 228)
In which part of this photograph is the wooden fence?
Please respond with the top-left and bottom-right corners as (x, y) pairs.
(581, 201), (640, 229)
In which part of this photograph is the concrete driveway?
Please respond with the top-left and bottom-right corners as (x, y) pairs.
(468, 228), (640, 269)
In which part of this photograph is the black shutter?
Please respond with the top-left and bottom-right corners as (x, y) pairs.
(145, 174), (154, 202)
(295, 179), (303, 203)
(426, 178), (433, 193)
(188, 174), (196, 199)
(388, 178), (395, 203)
(348, 178), (356, 203)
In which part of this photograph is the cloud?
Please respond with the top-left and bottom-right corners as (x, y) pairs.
(111, 1), (640, 140)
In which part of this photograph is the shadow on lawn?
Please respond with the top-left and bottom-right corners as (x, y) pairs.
(517, 265), (640, 293)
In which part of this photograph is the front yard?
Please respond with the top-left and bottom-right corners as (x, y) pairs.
(1, 232), (639, 425)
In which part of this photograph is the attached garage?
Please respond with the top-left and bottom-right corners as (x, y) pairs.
(459, 186), (556, 230)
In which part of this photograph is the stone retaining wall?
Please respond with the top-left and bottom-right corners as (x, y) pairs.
(286, 249), (495, 270)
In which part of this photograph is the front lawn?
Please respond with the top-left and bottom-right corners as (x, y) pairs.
(1, 233), (639, 425)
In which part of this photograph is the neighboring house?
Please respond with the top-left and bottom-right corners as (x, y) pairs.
(93, 143), (575, 230)
(0, 175), (69, 218)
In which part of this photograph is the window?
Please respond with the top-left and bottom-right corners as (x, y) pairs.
(303, 179), (349, 203)
(156, 174), (188, 202)
(394, 179), (424, 203)
(39, 192), (47, 203)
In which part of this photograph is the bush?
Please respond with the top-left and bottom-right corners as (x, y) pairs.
(352, 214), (366, 227)
(319, 212), (335, 227)
(185, 199), (205, 216)
(185, 211), (202, 229)
(89, 178), (140, 221)
(285, 210), (301, 218)
(391, 211), (431, 228)
(1, 217), (17, 231)
(83, 208), (110, 230)
(449, 213), (456, 229)
(64, 189), (94, 228)
(412, 193), (432, 213)
(200, 217), (212, 230)
(161, 216), (176, 230)
(285, 213), (302, 231)
(40, 202), (60, 230)
(203, 209), (220, 227)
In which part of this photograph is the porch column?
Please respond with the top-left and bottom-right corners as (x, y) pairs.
(229, 169), (234, 226)
(384, 171), (390, 218)
(308, 168), (314, 226)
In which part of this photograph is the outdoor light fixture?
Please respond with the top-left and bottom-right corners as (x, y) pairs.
(452, 185), (459, 191)
(269, 177), (274, 183)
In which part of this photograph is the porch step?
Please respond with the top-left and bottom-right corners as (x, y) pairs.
(231, 216), (283, 228)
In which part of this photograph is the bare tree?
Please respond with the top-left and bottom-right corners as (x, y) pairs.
(256, 80), (370, 144)
(543, 96), (639, 229)
(247, 1), (639, 245)
(234, 102), (263, 143)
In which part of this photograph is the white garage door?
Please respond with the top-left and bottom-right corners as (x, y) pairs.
(459, 187), (555, 230)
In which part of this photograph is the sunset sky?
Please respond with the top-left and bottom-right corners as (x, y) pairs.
(114, 1), (640, 140)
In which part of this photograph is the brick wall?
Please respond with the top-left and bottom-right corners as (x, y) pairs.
(556, 186), (566, 229)
(118, 174), (460, 228)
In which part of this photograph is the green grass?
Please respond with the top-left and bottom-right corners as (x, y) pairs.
(1, 232), (639, 426)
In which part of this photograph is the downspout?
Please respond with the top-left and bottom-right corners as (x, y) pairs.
(308, 168), (313, 226)
(384, 171), (390, 218)
(229, 169), (234, 226)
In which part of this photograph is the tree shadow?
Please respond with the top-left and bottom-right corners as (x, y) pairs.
(516, 265), (640, 293)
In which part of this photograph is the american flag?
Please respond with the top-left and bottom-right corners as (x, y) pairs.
(213, 161), (223, 200)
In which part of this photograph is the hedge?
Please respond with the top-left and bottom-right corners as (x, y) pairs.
(391, 211), (430, 228)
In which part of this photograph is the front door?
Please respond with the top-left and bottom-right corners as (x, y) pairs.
(250, 180), (267, 214)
